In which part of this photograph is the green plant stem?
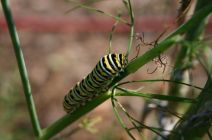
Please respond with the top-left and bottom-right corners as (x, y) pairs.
(39, 86), (197, 140)
(1, 0), (41, 137)
(167, 0), (212, 111)
(110, 3), (212, 86)
(110, 35), (183, 86)
(116, 88), (196, 103)
(39, 3), (212, 139)
(117, 79), (203, 90)
(111, 96), (136, 140)
(68, 0), (129, 25)
(169, 76), (212, 140)
(126, 0), (135, 57)
(155, 1), (212, 140)
(39, 87), (197, 140)
(168, 1), (212, 139)
(39, 92), (110, 140)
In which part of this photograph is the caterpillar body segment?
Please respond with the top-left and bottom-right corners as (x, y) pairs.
(63, 53), (127, 113)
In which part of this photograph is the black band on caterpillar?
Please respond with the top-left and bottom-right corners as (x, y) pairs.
(63, 53), (127, 113)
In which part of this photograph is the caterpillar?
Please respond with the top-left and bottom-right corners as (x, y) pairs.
(63, 53), (127, 113)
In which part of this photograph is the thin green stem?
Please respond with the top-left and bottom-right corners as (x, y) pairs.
(67, 0), (129, 25)
(108, 14), (121, 54)
(111, 93), (136, 140)
(126, 0), (135, 57)
(116, 79), (203, 90)
(115, 87), (197, 104)
(113, 98), (145, 139)
(1, 0), (41, 137)
(123, 109), (167, 140)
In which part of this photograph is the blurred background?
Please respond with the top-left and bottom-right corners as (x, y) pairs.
(0, 0), (211, 139)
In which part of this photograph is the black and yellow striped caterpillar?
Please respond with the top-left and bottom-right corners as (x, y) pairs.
(63, 53), (127, 113)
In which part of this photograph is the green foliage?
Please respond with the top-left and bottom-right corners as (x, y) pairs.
(1, 0), (41, 137)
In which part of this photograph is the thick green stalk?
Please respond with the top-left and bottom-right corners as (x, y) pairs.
(39, 4), (212, 139)
(1, 0), (41, 137)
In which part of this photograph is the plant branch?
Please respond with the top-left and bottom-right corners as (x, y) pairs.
(126, 0), (135, 57)
(1, 0), (41, 137)
(115, 87), (197, 104)
(116, 79), (203, 90)
(39, 92), (110, 140)
(39, 2), (212, 140)
(169, 76), (212, 140)
(110, 3), (212, 86)
(67, 0), (129, 25)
